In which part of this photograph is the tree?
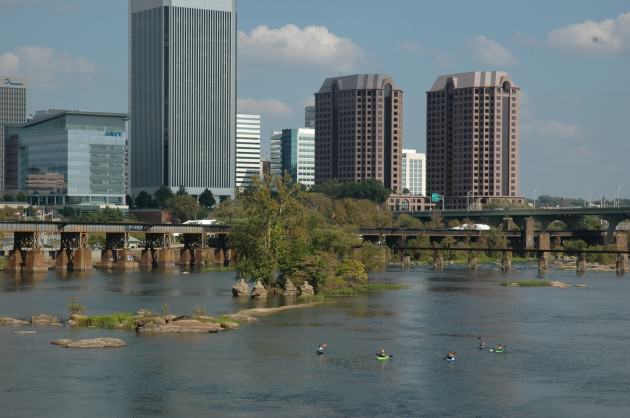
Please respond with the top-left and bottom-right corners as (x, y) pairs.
(167, 195), (201, 222)
(125, 194), (134, 208)
(15, 192), (27, 202)
(3, 194), (14, 202)
(199, 188), (216, 209)
(176, 185), (188, 196)
(311, 179), (391, 203)
(135, 191), (153, 208)
(154, 185), (174, 208)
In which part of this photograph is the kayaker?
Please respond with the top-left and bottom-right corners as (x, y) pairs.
(317, 344), (327, 355)
(478, 337), (487, 348)
(376, 348), (388, 358)
(495, 344), (505, 353)
(446, 351), (456, 360)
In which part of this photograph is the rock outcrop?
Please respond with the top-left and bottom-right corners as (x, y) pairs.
(137, 319), (222, 333)
(250, 280), (267, 299)
(232, 279), (249, 297)
(283, 279), (298, 297)
(0, 317), (30, 326)
(299, 281), (315, 296)
(67, 314), (88, 327)
(51, 339), (74, 346)
(63, 338), (126, 349)
(31, 314), (62, 326)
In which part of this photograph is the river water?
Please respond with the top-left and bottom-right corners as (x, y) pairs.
(1, 264), (630, 417)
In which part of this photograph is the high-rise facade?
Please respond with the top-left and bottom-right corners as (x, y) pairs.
(315, 74), (403, 192)
(1, 77), (27, 191)
(5, 111), (127, 206)
(401, 149), (426, 196)
(304, 105), (315, 129)
(236, 114), (261, 190)
(129, 0), (237, 198)
(426, 71), (522, 209)
(269, 128), (315, 187)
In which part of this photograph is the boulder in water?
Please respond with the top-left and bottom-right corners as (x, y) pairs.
(250, 280), (267, 299)
(299, 281), (315, 296)
(0, 317), (30, 326)
(283, 279), (298, 297)
(64, 338), (126, 349)
(232, 279), (249, 297)
(31, 314), (62, 326)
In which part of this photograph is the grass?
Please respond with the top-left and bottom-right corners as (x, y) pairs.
(203, 266), (236, 272)
(500, 280), (552, 287)
(76, 313), (136, 330)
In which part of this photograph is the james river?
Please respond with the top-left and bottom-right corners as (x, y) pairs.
(2, 264), (630, 418)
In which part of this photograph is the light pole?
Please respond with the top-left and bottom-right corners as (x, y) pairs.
(533, 187), (539, 209)
(467, 191), (473, 212)
(617, 185), (624, 208)
(586, 188), (592, 208)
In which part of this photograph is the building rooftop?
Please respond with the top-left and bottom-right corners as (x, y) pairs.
(429, 71), (518, 92)
(19, 110), (128, 129)
(318, 74), (401, 93)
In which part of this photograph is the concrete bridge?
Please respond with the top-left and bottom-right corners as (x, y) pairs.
(0, 221), (232, 273)
(407, 207), (630, 243)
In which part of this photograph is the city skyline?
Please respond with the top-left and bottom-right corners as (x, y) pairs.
(0, 0), (628, 198)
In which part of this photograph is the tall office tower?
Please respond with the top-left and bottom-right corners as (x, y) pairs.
(129, 0), (237, 198)
(236, 114), (261, 190)
(304, 105), (315, 129)
(426, 71), (522, 209)
(315, 74), (403, 192)
(401, 149), (426, 196)
(0, 77), (27, 191)
(269, 131), (282, 177)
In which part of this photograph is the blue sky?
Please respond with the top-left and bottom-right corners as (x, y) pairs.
(1, 0), (629, 199)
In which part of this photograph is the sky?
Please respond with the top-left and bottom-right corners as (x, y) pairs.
(1, 0), (629, 199)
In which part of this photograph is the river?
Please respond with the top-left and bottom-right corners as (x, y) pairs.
(1, 264), (630, 417)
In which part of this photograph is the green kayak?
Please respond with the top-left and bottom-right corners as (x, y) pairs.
(376, 355), (391, 361)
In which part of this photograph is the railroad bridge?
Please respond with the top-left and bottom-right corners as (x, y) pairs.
(0, 222), (232, 273)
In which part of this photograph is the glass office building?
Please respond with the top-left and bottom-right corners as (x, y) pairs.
(5, 111), (127, 206)
(269, 128), (315, 187)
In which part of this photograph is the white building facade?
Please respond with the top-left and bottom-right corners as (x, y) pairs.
(402, 149), (426, 196)
(0, 77), (27, 192)
(236, 114), (261, 190)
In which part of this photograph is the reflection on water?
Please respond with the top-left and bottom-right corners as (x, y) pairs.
(1, 266), (630, 417)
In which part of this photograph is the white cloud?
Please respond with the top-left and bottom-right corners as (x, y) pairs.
(525, 120), (582, 140)
(512, 32), (539, 48)
(548, 12), (630, 54)
(238, 24), (363, 72)
(469, 35), (517, 66)
(0, 46), (96, 88)
(238, 98), (293, 117)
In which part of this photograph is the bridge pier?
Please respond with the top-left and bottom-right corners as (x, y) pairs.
(616, 232), (628, 276)
(432, 250), (444, 271)
(576, 252), (587, 275)
(501, 251), (512, 272)
(523, 217), (535, 250)
(141, 233), (174, 269)
(6, 231), (48, 273)
(178, 234), (208, 266)
(467, 251), (478, 271)
(56, 232), (92, 272)
(537, 232), (551, 274)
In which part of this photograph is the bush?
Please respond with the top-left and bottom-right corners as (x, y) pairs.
(68, 297), (85, 315)
(352, 242), (391, 272)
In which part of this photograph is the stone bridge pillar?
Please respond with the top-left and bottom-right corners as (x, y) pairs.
(576, 252), (587, 275)
(523, 217), (535, 250)
(432, 250), (444, 271)
(178, 233), (208, 267)
(6, 231), (48, 273)
(616, 232), (628, 276)
(538, 232), (551, 274)
(140, 233), (174, 269)
(467, 251), (478, 271)
(501, 250), (512, 272)
(100, 233), (130, 269)
(208, 234), (232, 267)
(57, 232), (92, 272)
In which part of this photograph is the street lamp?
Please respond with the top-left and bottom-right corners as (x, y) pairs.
(533, 187), (539, 209)
(617, 185), (624, 208)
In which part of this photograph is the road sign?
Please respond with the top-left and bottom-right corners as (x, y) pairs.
(431, 193), (443, 203)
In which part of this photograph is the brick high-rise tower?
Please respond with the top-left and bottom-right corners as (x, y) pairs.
(426, 71), (523, 209)
(315, 74), (403, 192)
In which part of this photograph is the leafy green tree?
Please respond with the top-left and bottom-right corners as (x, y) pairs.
(311, 179), (391, 203)
(135, 191), (153, 208)
(125, 194), (134, 208)
(576, 215), (603, 230)
(154, 186), (174, 208)
(15, 192), (27, 202)
(199, 188), (216, 209)
(3, 194), (14, 202)
(167, 195), (201, 222)
(176, 185), (188, 196)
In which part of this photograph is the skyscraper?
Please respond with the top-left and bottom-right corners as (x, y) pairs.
(401, 149), (426, 196)
(426, 71), (522, 209)
(315, 74), (403, 192)
(0, 77), (27, 191)
(236, 114), (261, 190)
(304, 105), (315, 129)
(129, 0), (237, 198)
(269, 128), (316, 187)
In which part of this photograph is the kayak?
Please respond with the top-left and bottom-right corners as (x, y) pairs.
(495, 349), (504, 353)
(376, 355), (391, 361)
(316, 350), (324, 355)
(445, 357), (456, 362)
